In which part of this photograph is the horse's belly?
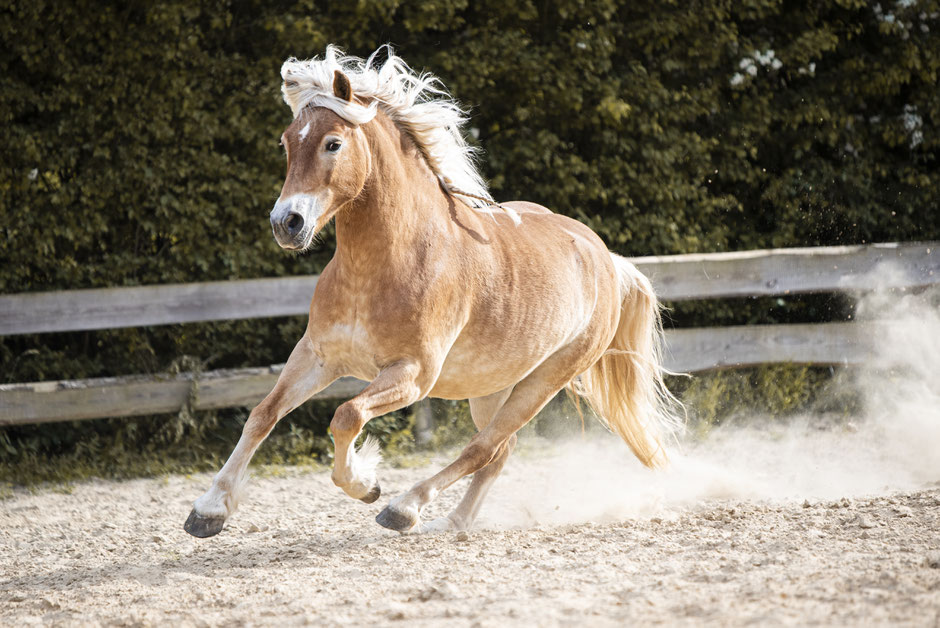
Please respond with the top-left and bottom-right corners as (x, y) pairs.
(429, 259), (618, 399)
(430, 347), (524, 399)
(429, 325), (567, 399)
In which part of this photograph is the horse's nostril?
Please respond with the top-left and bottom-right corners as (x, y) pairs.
(285, 212), (304, 236)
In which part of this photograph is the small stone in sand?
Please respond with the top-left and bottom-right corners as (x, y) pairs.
(926, 551), (940, 569)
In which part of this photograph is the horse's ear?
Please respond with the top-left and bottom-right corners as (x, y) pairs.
(333, 70), (352, 102)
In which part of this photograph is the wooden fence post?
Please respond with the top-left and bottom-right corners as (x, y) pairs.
(413, 399), (434, 446)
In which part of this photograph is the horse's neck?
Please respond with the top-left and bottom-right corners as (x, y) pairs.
(333, 118), (450, 272)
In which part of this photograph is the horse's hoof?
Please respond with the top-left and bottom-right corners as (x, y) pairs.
(360, 483), (381, 504)
(376, 504), (417, 532)
(183, 509), (225, 538)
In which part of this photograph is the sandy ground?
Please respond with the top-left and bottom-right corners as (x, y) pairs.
(2, 437), (940, 628)
(8, 272), (940, 626)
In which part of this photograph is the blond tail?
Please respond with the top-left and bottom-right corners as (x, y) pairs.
(568, 253), (682, 469)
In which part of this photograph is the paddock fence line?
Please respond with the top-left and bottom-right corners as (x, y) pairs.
(0, 242), (936, 426)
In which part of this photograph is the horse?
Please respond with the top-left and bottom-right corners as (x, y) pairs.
(184, 45), (680, 538)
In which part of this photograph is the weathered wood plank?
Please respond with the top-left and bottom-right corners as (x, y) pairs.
(0, 322), (880, 425)
(0, 276), (318, 336)
(633, 241), (938, 301)
(663, 322), (874, 372)
(0, 368), (366, 426)
(1, 242), (936, 336)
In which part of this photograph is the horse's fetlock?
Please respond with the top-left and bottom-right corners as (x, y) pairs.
(193, 491), (228, 519)
(409, 483), (436, 506)
(331, 468), (350, 488)
(447, 512), (468, 530)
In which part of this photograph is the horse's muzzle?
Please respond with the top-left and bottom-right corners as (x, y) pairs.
(270, 194), (319, 250)
(272, 211), (304, 241)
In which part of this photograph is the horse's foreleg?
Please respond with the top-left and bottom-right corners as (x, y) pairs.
(377, 366), (568, 533)
(184, 336), (336, 538)
(329, 360), (426, 502)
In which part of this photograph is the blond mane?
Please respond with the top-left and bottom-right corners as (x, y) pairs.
(281, 45), (494, 210)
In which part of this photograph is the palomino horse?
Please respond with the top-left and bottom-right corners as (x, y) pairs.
(184, 46), (679, 537)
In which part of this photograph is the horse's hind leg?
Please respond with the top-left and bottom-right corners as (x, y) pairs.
(420, 435), (517, 533)
(420, 388), (515, 533)
(184, 336), (336, 538)
(377, 357), (576, 532)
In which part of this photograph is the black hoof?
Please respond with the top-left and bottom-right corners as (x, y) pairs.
(183, 509), (225, 538)
(360, 483), (381, 504)
(376, 504), (417, 532)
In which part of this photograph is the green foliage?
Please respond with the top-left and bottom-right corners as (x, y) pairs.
(668, 365), (861, 437)
(428, 400), (478, 450)
(1, 1), (938, 482)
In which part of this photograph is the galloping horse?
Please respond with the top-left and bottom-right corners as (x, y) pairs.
(184, 46), (679, 537)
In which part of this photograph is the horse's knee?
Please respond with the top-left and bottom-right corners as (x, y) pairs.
(330, 402), (364, 439)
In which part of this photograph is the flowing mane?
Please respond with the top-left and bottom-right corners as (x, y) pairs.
(280, 45), (492, 208)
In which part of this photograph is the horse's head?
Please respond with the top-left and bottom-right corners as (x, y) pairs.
(270, 71), (371, 251)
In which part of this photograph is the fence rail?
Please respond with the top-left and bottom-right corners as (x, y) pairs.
(0, 370), (366, 426)
(1, 242), (935, 336)
(0, 276), (320, 336)
(0, 322), (881, 426)
(634, 241), (937, 301)
(1, 242), (936, 425)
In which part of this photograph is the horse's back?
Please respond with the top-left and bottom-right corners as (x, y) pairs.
(495, 201), (615, 276)
(501, 201), (610, 253)
(474, 199), (618, 314)
(502, 200), (553, 215)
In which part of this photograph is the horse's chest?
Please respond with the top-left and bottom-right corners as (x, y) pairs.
(315, 323), (381, 381)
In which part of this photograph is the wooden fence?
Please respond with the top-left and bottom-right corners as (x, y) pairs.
(1, 242), (937, 426)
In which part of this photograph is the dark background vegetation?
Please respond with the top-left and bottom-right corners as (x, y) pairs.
(1, 0), (937, 482)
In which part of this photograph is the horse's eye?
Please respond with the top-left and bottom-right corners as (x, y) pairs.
(325, 141), (342, 153)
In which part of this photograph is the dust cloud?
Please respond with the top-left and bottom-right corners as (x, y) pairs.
(479, 284), (940, 529)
